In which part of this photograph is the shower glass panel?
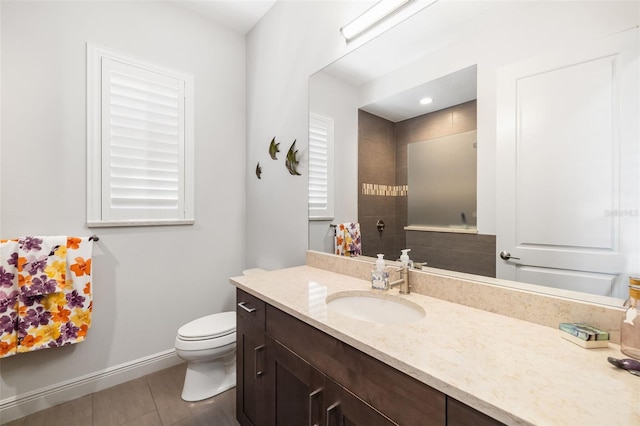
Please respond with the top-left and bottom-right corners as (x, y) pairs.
(407, 130), (477, 229)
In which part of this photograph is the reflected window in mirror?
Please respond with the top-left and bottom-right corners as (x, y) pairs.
(308, 114), (335, 220)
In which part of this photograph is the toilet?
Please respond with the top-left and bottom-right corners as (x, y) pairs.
(174, 268), (267, 402)
(174, 311), (236, 401)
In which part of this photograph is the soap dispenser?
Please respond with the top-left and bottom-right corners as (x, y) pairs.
(372, 254), (389, 290)
(621, 277), (640, 360)
(400, 249), (412, 268)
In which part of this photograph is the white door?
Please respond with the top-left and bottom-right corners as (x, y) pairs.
(496, 29), (639, 299)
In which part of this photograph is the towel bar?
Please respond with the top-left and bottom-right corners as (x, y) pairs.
(89, 235), (99, 242)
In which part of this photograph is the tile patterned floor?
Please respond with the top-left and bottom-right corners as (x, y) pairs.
(3, 363), (239, 426)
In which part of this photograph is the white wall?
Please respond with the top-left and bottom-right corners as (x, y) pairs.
(244, 1), (374, 271)
(1, 0), (246, 417)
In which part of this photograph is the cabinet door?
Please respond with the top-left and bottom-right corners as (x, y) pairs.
(447, 398), (504, 426)
(325, 377), (395, 426)
(237, 290), (267, 426)
(267, 305), (446, 425)
(265, 336), (325, 426)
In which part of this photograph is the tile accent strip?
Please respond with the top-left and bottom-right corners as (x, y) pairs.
(361, 183), (408, 197)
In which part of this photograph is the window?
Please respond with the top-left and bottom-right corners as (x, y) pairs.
(86, 43), (194, 227)
(308, 114), (334, 220)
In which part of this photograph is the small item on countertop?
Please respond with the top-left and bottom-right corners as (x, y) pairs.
(400, 248), (412, 268)
(371, 254), (389, 290)
(559, 322), (610, 348)
(607, 357), (640, 377)
(620, 277), (640, 360)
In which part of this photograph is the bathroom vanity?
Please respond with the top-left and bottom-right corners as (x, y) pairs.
(231, 265), (639, 425)
(236, 289), (498, 425)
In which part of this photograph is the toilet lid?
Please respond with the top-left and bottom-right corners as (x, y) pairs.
(177, 312), (236, 340)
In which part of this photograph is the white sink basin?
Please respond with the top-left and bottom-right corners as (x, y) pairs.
(326, 291), (425, 324)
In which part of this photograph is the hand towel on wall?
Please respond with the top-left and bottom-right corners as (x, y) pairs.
(0, 236), (94, 358)
(0, 240), (19, 358)
(17, 236), (67, 298)
(335, 222), (362, 257)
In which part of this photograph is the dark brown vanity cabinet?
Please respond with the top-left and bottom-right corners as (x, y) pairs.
(236, 290), (267, 426)
(264, 335), (394, 425)
(236, 288), (503, 426)
(264, 335), (325, 425)
(446, 398), (504, 426)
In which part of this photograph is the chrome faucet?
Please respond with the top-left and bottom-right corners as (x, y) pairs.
(389, 265), (410, 294)
(412, 262), (427, 270)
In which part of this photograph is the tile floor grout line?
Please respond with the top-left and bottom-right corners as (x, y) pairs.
(143, 375), (164, 426)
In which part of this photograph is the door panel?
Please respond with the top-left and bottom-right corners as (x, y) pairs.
(517, 266), (617, 296)
(496, 29), (639, 298)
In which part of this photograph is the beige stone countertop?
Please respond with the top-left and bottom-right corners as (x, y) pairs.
(230, 265), (640, 426)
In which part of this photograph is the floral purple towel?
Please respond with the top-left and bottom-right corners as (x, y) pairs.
(17, 236), (67, 298)
(334, 222), (362, 257)
(0, 236), (93, 358)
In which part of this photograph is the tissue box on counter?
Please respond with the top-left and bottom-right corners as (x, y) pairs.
(559, 322), (610, 349)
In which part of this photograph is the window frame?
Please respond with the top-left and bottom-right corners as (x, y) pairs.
(308, 113), (335, 221)
(86, 43), (195, 227)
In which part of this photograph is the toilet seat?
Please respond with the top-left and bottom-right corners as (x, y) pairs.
(177, 312), (235, 341)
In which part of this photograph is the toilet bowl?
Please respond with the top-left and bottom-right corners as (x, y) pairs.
(174, 311), (236, 402)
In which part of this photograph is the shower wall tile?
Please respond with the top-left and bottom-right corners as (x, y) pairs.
(451, 100), (478, 131)
(395, 100), (476, 144)
(407, 231), (496, 277)
(358, 102), (478, 266)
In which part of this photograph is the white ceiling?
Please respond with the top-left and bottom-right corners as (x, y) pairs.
(360, 65), (477, 122)
(320, 1), (494, 122)
(169, 0), (277, 34)
(172, 0), (479, 122)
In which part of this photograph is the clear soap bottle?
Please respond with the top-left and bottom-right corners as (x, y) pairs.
(371, 254), (389, 290)
(620, 277), (640, 360)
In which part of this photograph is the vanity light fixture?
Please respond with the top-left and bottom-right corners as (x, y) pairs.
(420, 97), (433, 105)
(340, 0), (411, 41)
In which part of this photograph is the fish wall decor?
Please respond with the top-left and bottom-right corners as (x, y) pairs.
(285, 139), (301, 176)
(268, 137), (280, 160)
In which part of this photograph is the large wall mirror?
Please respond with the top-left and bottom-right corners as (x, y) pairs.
(309, 1), (639, 306)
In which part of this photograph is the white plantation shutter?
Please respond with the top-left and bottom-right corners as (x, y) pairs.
(308, 114), (334, 220)
(102, 59), (184, 219)
(87, 44), (194, 226)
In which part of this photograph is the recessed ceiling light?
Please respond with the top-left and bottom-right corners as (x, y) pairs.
(420, 97), (433, 105)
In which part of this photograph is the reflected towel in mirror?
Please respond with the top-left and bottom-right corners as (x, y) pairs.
(335, 223), (362, 257)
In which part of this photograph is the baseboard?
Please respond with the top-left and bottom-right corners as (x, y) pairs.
(0, 349), (182, 424)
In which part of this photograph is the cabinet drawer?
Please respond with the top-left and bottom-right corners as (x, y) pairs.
(447, 398), (505, 426)
(237, 289), (266, 331)
(266, 305), (446, 426)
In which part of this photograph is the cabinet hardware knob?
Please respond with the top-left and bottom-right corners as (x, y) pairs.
(308, 388), (323, 426)
(238, 301), (256, 313)
(254, 345), (265, 378)
(326, 402), (340, 426)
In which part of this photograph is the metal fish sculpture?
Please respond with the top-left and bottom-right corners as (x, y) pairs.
(285, 139), (301, 176)
(268, 137), (280, 160)
(256, 162), (262, 179)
